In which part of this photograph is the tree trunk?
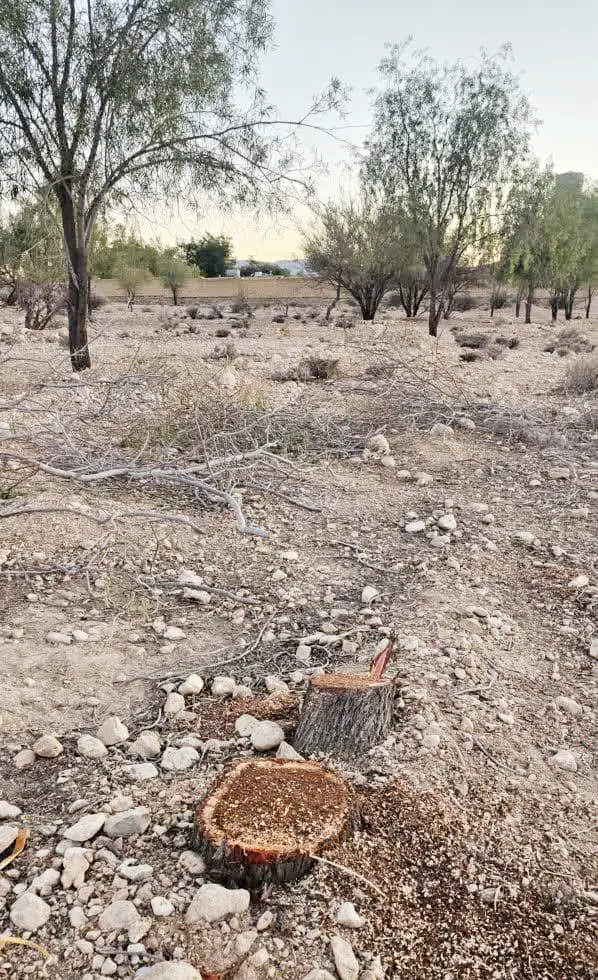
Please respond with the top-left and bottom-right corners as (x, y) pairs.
(525, 287), (534, 325)
(564, 286), (577, 320)
(428, 294), (442, 337)
(59, 192), (91, 372)
(586, 285), (593, 318)
(193, 758), (354, 889)
(294, 672), (393, 760)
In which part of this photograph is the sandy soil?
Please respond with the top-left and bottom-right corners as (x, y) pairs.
(0, 295), (597, 979)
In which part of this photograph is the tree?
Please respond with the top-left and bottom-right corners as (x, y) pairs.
(183, 235), (234, 278)
(579, 186), (598, 318)
(0, 1), (342, 370)
(501, 166), (557, 324)
(117, 265), (151, 311)
(363, 44), (534, 336)
(159, 255), (191, 305)
(303, 197), (403, 322)
(394, 264), (428, 318)
(240, 259), (289, 277)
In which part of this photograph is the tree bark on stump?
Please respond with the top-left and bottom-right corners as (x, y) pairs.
(193, 758), (354, 889)
(293, 672), (394, 760)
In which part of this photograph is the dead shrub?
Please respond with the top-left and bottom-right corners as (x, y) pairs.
(88, 292), (107, 311)
(563, 355), (598, 394)
(211, 341), (238, 360)
(365, 361), (395, 379)
(494, 335), (520, 349)
(455, 330), (490, 350)
(272, 314), (286, 324)
(186, 305), (199, 319)
(545, 328), (594, 356)
(215, 328), (231, 338)
(460, 349), (485, 363)
(272, 355), (339, 383)
(451, 293), (477, 313)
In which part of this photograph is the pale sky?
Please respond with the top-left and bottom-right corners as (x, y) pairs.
(148, 0), (598, 260)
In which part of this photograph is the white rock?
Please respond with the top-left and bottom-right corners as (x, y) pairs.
(14, 749), (35, 769)
(32, 734), (63, 758)
(430, 422), (454, 440)
(281, 550), (300, 561)
(512, 531), (535, 546)
(97, 716), (129, 746)
(302, 972), (336, 980)
(396, 469), (412, 480)
(568, 574), (589, 589)
(178, 569), (203, 588)
(296, 644), (312, 664)
(178, 674), (204, 696)
(182, 587), (211, 603)
(71, 629), (89, 642)
(250, 721), (285, 751)
(455, 416), (476, 430)
(330, 934), (360, 980)
(233, 684), (253, 698)
(0, 801), (21, 820)
(63, 812), (106, 842)
(276, 741), (304, 761)
(163, 692), (185, 715)
(235, 714), (260, 737)
(10, 893), (51, 932)
(422, 723), (442, 750)
(98, 899), (141, 937)
(151, 896), (175, 917)
(211, 675), (236, 696)
(123, 763), (159, 781)
(548, 466), (570, 480)
(257, 910), (274, 931)
(178, 850), (206, 875)
(590, 638), (598, 660)
(77, 734), (109, 759)
(549, 750), (578, 772)
(220, 368), (237, 390)
(46, 630), (72, 645)
(160, 746), (200, 772)
(361, 585), (379, 605)
(271, 568), (287, 582)
(335, 902), (366, 928)
(438, 514), (457, 532)
(119, 861), (154, 882)
(61, 847), (90, 888)
(135, 964), (202, 980)
(265, 675), (289, 694)
(380, 455), (396, 468)
(405, 520), (426, 533)
(163, 625), (186, 642)
(185, 882), (250, 924)
(103, 807), (151, 838)
(0, 824), (18, 853)
(367, 434), (390, 455)
(130, 731), (162, 759)
(554, 696), (583, 718)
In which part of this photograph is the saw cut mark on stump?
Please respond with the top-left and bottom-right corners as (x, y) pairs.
(193, 758), (353, 889)
(293, 672), (393, 760)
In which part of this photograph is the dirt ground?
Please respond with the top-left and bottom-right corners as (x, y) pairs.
(0, 294), (597, 979)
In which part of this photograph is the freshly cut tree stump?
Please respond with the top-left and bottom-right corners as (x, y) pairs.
(293, 672), (393, 759)
(193, 758), (353, 888)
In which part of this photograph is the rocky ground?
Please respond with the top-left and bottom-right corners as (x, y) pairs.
(0, 296), (597, 979)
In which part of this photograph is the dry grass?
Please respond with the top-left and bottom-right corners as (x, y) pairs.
(563, 354), (598, 393)
(544, 328), (595, 356)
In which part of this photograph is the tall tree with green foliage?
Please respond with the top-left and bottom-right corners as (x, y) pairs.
(303, 197), (404, 322)
(363, 44), (534, 336)
(183, 235), (235, 278)
(0, 0), (341, 370)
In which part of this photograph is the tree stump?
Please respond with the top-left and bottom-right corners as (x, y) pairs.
(193, 758), (354, 889)
(293, 672), (393, 759)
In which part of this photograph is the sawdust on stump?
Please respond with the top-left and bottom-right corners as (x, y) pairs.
(193, 758), (354, 888)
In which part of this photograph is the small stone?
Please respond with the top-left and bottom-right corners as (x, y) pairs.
(430, 422), (454, 440)
(178, 674), (204, 696)
(405, 520), (426, 533)
(220, 368), (237, 390)
(98, 899), (141, 937)
(97, 716), (129, 746)
(163, 626), (185, 641)
(151, 896), (175, 917)
(548, 466), (570, 480)
(438, 514), (457, 532)
(549, 750), (578, 772)
(130, 731), (162, 759)
(164, 692), (185, 715)
(367, 434), (390, 455)
(281, 550), (299, 561)
(361, 585), (379, 605)
(119, 861), (154, 882)
(103, 807), (151, 838)
(265, 675), (289, 694)
(211, 676), (236, 696)
(14, 749), (35, 769)
(10, 893), (51, 932)
(422, 723), (442, 750)
(513, 531), (535, 546)
(32, 734), (63, 758)
(568, 574), (589, 589)
(61, 847), (90, 888)
(590, 638), (598, 660)
(276, 741), (304, 761)
(123, 763), (159, 781)
(77, 734), (109, 759)
(330, 934), (359, 980)
(233, 684), (253, 698)
(185, 883), (250, 924)
(302, 972), (336, 980)
(0, 825), (18, 853)
(257, 910), (274, 931)
(178, 850), (206, 875)
(46, 630), (72, 645)
(335, 902), (366, 928)
(380, 455), (396, 468)
(235, 714), (259, 737)
(183, 588), (211, 604)
(455, 416), (476, 430)
(135, 964), (202, 980)
(296, 644), (312, 664)
(554, 696), (583, 718)
(160, 747), (199, 772)
(0, 801), (21, 820)
(64, 812), (106, 842)
(480, 887), (500, 904)
(396, 469), (412, 480)
(250, 721), (285, 751)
